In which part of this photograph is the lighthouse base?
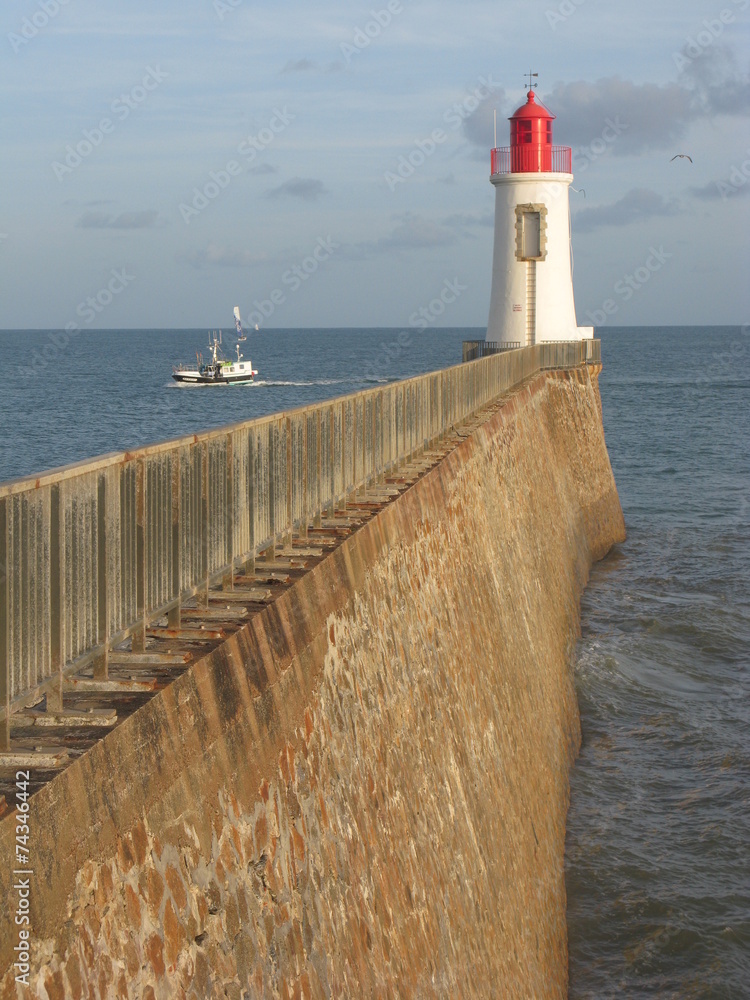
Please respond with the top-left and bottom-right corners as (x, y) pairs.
(486, 172), (589, 346)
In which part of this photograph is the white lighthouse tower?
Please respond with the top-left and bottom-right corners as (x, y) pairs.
(486, 82), (592, 345)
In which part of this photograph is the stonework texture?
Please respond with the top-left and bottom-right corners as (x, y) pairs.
(1, 368), (625, 999)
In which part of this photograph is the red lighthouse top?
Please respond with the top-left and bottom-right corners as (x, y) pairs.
(509, 90), (555, 172)
(490, 87), (571, 175)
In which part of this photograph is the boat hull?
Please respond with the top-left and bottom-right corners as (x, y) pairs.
(172, 370), (257, 385)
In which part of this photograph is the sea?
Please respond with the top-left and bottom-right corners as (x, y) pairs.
(0, 325), (747, 997)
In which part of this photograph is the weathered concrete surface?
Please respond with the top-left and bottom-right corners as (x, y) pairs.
(0, 367), (624, 999)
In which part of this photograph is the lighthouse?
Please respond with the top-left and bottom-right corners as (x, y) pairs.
(486, 84), (592, 345)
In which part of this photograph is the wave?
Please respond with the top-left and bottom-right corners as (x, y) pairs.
(257, 377), (392, 387)
(167, 376), (393, 389)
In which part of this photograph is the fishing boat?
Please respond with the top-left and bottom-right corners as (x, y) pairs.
(172, 308), (258, 385)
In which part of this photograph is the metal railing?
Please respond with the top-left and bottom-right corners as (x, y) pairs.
(464, 340), (600, 365)
(0, 343), (596, 740)
(490, 145), (572, 175)
(463, 341), (522, 362)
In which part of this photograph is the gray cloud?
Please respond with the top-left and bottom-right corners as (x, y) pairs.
(546, 78), (693, 154)
(280, 57), (343, 75)
(344, 213), (457, 260)
(180, 244), (271, 269)
(281, 58), (315, 73)
(265, 177), (328, 201)
(382, 214), (456, 249)
(573, 188), (681, 233)
(461, 88), (506, 149)
(691, 178), (750, 201)
(467, 51), (749, 159)
(77, 210), (160, 229)
(63, 199), (115, 208)
(249, 163), (278, 176)
(442, 211), (493, 232)
(678, 44), (750, 117)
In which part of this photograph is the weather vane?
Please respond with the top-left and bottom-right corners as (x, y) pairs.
(525, 70), (538, 92)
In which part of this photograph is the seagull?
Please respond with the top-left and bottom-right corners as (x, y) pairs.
(571, 187), (586, 197)
(671, 154), (693, 163)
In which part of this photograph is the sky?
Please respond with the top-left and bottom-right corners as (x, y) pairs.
(1, 0), (749, 331)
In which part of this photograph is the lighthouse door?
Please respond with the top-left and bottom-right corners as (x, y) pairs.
(521, 211), (541, 259)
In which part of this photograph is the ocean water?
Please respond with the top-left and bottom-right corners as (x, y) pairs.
(0, 327), (470, 483)
(566, 327), (750, 998)
(0, 325), (747, 995)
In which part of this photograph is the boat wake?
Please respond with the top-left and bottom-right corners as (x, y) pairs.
(168, 376), (393, 389)
(254, 377), (392, 387)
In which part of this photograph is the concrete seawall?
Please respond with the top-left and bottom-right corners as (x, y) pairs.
(1, 366), (624, 999)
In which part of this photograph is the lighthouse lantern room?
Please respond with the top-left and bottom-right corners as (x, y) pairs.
(486, 82), (592, 345)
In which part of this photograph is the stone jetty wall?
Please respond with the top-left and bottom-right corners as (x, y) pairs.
(0, 366), (625, 999)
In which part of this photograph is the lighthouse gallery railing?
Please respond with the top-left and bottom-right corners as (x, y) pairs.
(491, 145), (572, 175)
(0, 341), (595, 738)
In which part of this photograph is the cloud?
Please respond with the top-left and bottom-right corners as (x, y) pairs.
(77, 210), (161, 229)
(461, 87), (506, 149)
(690, 178), (750, 201)
(180, 244), (272, 269)
(249, 163), (279, 176)
(63, 199), (115, 208)
(281, 58), (316, 73)
(471, 55), (750, 160)
(545, 78), (694, 154)
(265, 177), (328, 201)
(279, 57), (343, 75)
(573, 188), (681, 232)
(442, 211), (493, 233)
(344, 213), (457, 259)
(678, 44), (750, 117)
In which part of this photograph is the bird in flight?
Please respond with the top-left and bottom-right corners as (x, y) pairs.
(671, 154), (693, 162)
(571, 187), (586, 197)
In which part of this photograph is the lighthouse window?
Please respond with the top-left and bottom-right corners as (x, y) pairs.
(518, 120), (532, 143)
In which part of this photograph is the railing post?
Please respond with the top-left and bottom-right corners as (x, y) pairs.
(328, 406), (336, 517)
(314, 410), (322, 528)
(224, 434), (234, 589)
(301, 416), (309, 540)
(264, 424), (276, 562)
(401, 383), (407, 468)
(168, 450), (181, 627)
(339, 400), (346, 512)
(360, 398), (367, 495)
(247, 431), (256, 575)
(377, 390), (385, 484)
(45, 486), (64, 713)
(132, 459), (147, 651)
(198, 443), (209, 606)
(285, 417), (293, 549)
(93, 474), (108, 680)
(0, 497), (8, 747)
